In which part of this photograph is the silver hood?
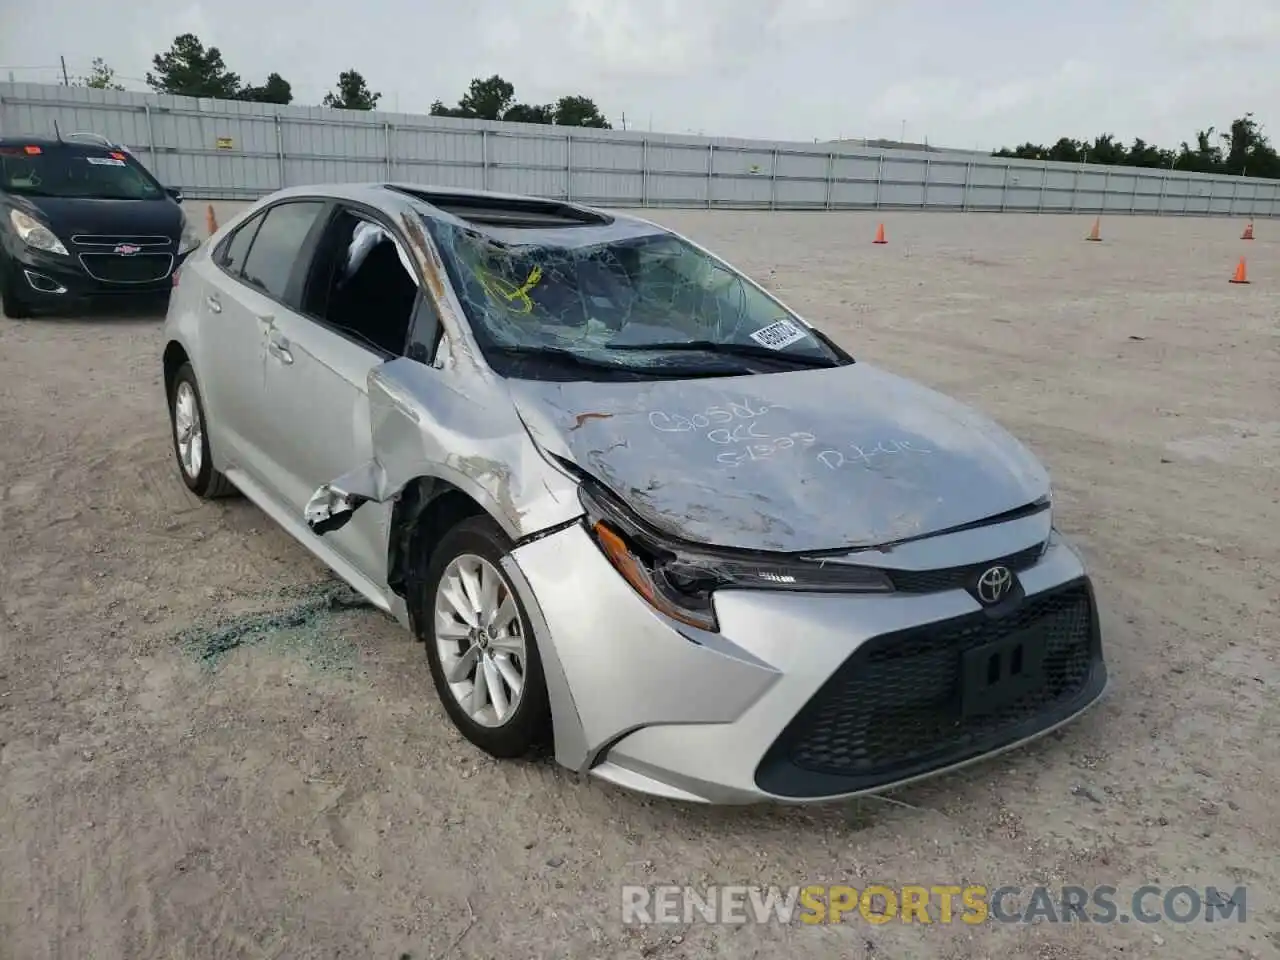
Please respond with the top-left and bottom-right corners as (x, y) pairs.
(508, 361), (1051, 553)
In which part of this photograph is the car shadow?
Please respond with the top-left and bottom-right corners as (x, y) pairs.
(15, 298), (170, 324)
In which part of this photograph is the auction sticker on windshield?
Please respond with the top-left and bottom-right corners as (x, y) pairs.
(749, 317), (808, 350)
(85, 157), (126, 166)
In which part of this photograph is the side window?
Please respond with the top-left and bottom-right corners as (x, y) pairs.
(240, 201), (325, 301)
(301, 208), (420, 356)
(218, 213), (263, 276)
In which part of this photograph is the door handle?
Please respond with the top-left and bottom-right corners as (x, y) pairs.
(267, 333), (293, 365)
(206, 295), (222, 314)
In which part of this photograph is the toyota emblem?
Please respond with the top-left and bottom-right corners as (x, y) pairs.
(114, 243), (141, 255)
(975, 565), (1014, 605)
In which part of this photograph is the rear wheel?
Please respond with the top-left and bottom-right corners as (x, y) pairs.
(414, 516), (551, 758)
(168, 362), (236, 499)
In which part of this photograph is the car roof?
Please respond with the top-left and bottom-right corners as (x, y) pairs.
(0, 137), (125, 154)
(260, 181), (660, 234)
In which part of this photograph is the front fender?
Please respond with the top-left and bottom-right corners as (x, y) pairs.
(304, 357), (584, 542)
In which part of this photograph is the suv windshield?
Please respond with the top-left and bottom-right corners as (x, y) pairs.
(423, 217), (849, 380)
(0, 145), (163, 200)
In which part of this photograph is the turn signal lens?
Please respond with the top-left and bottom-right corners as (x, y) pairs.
(591, 520), (718, 631)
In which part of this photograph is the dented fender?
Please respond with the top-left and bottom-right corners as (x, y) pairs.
(305, 356), (585, 543)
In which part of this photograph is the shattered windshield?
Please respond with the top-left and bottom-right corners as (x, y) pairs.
(0, 146), (163, 200)
(423, 216), (848, 379)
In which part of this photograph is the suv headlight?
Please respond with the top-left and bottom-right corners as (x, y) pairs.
(178, 217), (201, 255)
(579, 481), (892, 632)
(9, 209), (68, 256)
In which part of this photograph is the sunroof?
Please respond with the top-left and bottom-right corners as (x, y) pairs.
(385, 185), (612, 227)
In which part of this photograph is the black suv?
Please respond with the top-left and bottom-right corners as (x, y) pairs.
(0, 136), (200, 317)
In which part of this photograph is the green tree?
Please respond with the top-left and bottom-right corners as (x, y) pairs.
(77, 58), (125, 91)
(431, 75), (516, 120)
(430, 75), (612, 127)
(146, 33), (241, 99)
(994, 114), (1280, 179)
(1046, 137), (1083, 162)
(461, 75), (515, 120)
(553, 94), (611, 128)
(503, 103), (555, 124)
(322, 70), (380, 110)
(238, 72), (293, 105)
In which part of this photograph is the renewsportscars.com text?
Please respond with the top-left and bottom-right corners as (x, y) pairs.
(621, 884), (1247, 926)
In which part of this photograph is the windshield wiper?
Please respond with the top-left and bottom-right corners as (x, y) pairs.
(488, 344), (747, 378)
(605, 339), (839, 367)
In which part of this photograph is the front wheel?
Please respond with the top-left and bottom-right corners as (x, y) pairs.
(415, 516), (551, 758)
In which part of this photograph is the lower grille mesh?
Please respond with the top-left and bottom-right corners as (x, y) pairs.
(756, 582), (1103, 795)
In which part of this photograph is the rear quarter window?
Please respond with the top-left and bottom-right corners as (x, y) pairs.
(219, 214), (264, 276)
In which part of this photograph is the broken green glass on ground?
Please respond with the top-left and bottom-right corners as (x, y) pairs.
(175, 581), (373, 672)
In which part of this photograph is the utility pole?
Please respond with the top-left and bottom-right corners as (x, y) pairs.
(620, 111), (627, 130)
(60, 55), (70, 85)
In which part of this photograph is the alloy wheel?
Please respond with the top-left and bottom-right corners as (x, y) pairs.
(433, 553), (527, 728)
(173, 380), (204, 479)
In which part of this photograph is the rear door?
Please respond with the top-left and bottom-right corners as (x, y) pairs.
(261, 203), (429, 583)
(204, 199), (327, 503)
(195, 208), (267, 471)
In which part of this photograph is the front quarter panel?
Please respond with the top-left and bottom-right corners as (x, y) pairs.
(365, 357), (583, 540)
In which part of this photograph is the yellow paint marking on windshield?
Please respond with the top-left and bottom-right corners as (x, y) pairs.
(476, 265), (543, 315)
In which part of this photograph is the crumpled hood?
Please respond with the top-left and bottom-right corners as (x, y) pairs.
(508, 361), (1051, 553)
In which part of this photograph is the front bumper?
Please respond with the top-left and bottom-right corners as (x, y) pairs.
(4, 239), (185, 306)
(509, 523), (1107, 805)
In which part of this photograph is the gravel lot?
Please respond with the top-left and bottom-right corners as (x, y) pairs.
(1, 205), (1277, 960)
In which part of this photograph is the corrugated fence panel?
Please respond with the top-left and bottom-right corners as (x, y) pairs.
(1, 81), (1276, 215)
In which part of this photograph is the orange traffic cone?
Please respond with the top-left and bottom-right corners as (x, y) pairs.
(1229, 258), (1249, 284)
(1241, 221), (1254, 240)
(873, 223), (887, 244)
(1086, 217), (1102, 241)
(205, 204), (218, 236)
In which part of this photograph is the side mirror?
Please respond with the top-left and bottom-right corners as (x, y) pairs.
(165, 186), (184, 203)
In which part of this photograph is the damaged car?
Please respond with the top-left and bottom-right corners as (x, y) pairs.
(161, 183), (1108, 804)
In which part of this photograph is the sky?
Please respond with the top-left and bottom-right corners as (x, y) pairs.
(1, 0), (1277, 151)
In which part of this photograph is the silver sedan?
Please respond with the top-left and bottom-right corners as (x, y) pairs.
(161, 183), (1107, 804)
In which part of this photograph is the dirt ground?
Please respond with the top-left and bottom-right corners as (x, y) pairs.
(1, 206), (1277, 960)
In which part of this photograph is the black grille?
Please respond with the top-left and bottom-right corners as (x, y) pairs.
(886, 542), (1045, 593)
(71, 234), (172, 248)
(755, 580), (1105, 798)
(79, 253), (173, 284)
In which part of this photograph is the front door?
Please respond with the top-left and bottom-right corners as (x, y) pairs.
(261, 205), (424, 585)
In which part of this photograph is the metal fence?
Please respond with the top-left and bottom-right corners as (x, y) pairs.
(2, 82), (1277, 217)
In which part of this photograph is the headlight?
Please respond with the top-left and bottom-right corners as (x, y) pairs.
(178, 217), (201, 255)
(579, 482), (892, 632)
(9, 210), (68, 256)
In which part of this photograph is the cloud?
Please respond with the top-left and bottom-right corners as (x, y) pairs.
(560, 0), (748, 77)
(0, 0), (1276, 151)
(1164, 0), (1280, 50)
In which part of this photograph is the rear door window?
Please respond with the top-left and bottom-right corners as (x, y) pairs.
(239, 201), (325, 302)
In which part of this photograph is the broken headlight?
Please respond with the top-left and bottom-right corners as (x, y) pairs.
(578, 481), (893, 632)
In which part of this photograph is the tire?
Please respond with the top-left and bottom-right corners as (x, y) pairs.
(414, 516), (552, 758)
(1, 266), (32, 319)
(168, 362), (237, 499)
